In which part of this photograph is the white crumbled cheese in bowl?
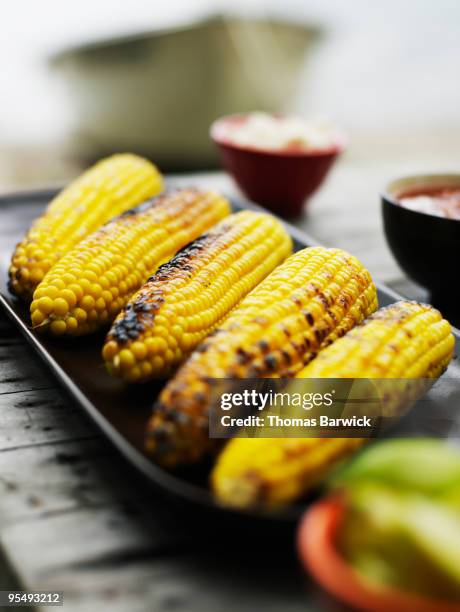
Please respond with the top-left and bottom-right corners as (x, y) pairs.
(223, 113), (339, 152)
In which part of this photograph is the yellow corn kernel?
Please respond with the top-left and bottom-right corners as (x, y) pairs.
(31, 309), (45, 326)
(32, 189), (230, 336)
(146, 246), (378, 467)
(9, 154), (163, 299)
(65, 317), (78, 334)
(50, 320), (66, 335)
(104, 211), (292, 381)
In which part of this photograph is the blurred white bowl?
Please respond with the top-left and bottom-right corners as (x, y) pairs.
(51, 14), (319, 170)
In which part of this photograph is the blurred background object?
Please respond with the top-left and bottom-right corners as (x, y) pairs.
(211, 113), (344, 216)
(1, 0), (460, 287)
(51, 15), (318, 169)
(2, 0), (460, 177)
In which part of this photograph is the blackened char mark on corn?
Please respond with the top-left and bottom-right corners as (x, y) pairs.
(264, 355), (278, 370)
(258, 340), (269, 353)
(281, 350), (292, 365)
(110, 228), (229, 344)
(118, 188), (200, 219)
(236, 347), (251, 364)
(111, 301), (158, 343)
(150, 227), (228, 281)
(146, 246), (379, 467)
(104, 209), (293, 381)
(303, 310), (314, 325)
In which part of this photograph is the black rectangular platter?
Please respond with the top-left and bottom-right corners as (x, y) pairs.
(1, 186), (459, 523)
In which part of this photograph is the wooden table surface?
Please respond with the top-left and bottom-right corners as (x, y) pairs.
(0, 167), (425, 611)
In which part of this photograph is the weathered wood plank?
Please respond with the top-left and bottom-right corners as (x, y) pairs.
(2, 504), (161, 575)
(0, 439), (164, 526)
(0, 433), (313, 612)
(2, 506), (313, 612)
(36, 553), (316, 612)
(0, 388), (95, 452)
(0, 344), (55, 394)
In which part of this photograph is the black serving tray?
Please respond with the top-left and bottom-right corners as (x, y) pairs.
(1, 186), (459, 524)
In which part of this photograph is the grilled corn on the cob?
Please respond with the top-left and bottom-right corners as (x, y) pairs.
(103, 211), (292, 381)
(146, 246), (377, 467)
(211, 301), (454, 508)
(9, 154), (163, 300)
(30, 189), (230, 336)
(213, 438), (367, 508)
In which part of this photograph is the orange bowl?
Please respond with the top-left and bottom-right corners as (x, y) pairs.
(210, 114), (345, 218)
(297, 497), (460, 612)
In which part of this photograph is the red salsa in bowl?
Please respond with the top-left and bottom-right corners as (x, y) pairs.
(396, 187), (460, 220)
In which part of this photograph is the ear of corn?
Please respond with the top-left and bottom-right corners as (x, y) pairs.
(211, 301), (454, 508)
(9, 154), (163, 300)
(30, 189), (230, 336)
(103, 211), (293, 382)
(212, 438), (367, 508)
(146, 246), (378, 467)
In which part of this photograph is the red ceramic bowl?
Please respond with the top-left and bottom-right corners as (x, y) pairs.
(298, 497), (460, 612)
(210, 114), (345, 218)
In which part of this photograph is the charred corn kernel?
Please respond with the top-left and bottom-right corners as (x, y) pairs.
(9, 154), (163, 300)
(211, 301), (454, 508)
(212, 438), (367, 507)
(104, 211), (292, 380)
(146, 246), (377, 467)
(31, 189), (230, 336)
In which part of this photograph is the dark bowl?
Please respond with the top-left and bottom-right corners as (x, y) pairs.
(382, 174), (460, 324)
(210, 114), (345, 218)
